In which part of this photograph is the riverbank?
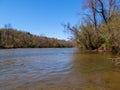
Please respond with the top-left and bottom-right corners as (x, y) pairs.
(0, 28), (74, 48)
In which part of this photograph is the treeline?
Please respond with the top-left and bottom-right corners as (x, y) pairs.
(0, 28), (73, 48)
(68, 0), (120, 52)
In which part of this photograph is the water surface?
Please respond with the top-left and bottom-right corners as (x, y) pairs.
(0, 48), (120, 90)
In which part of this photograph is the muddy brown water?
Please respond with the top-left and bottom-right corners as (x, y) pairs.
(0, 48), (120, 90)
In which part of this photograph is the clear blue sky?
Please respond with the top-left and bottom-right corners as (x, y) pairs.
(0, 0), (82, 40)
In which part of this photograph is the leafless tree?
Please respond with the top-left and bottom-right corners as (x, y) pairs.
(83, 0), (119, 26)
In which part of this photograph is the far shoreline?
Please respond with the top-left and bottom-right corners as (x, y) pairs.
(0, 47), (74, 49)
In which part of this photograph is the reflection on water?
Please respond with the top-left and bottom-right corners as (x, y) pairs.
(0, 48), (120, 90)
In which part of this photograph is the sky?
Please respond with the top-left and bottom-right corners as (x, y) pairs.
(0, 0), (82, 40)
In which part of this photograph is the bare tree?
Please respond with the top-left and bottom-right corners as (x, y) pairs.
(108, 0), (118, 19)
(83, 0), (98, 30)
(83, 0), (119, 26)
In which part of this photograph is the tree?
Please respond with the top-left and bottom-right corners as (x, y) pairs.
(83, 0), (119, 25)
(67, 0), (120, 51)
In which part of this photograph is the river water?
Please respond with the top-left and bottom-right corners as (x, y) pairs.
(0, 48), (120, 90)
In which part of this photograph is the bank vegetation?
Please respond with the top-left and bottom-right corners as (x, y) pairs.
(68, 0), (120, 53)
(0, 28), (73, 48)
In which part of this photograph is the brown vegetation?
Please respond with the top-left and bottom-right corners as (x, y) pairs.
(0, 28), (73, 48)
(67, 0), (120, 53)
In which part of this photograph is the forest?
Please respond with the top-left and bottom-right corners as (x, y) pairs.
(68, 0), (120, 53)
(0, 28), (73, 48)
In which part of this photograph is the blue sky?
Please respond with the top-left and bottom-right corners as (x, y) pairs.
(0, 0), (82, 40)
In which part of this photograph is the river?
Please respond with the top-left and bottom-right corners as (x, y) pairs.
(0, 48), (120, 90)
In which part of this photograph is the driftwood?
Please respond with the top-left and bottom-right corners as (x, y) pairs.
(108, 57), (120, 66)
